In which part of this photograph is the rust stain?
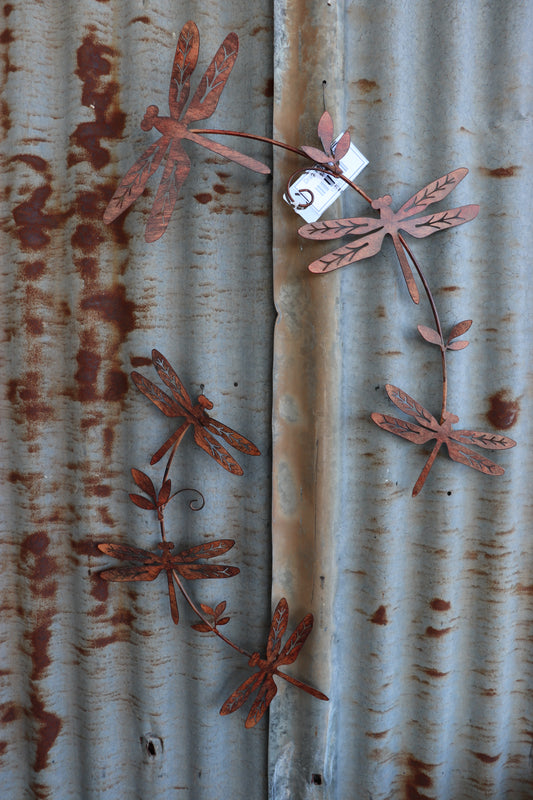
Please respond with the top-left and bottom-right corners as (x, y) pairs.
(480, 165), (520, 178)
(129, 15), (150, 25)
(22, 260), (46, 280)
(68, 33), (125, 169)
(370, 605), (388, 625)
(471, 750), (501, 764)
(486, 389), (519, 429)
(12, 185), (69, 250)
(263, 77), (274, 98)
(80, 286), (136, 336)
(356, 78), (379, 93)
(425, 625), (452, 638)
(130, 355), (152, 368)
(429, 598), (451, 611)
(514, 583), (533, 595)
(439, 285), (460, 292)
(10, 154), (48, 172)
(195, 192), (213, 204)
(421, 667), (448, 678)
(403, 755), (435, 800)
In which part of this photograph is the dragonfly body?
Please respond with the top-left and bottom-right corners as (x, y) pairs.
(98, 539), (239, 625)
(131, 350), (260, 474)
(220, 598), (328, 728)
(298, 168), (479, 304)
(372, 385), (516, 495)
(103, 21), (269, 242)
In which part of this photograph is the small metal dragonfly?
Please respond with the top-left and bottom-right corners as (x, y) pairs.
(298, 168), (479, 304)
(131, 349), (260, 474)
(103, 20), (270, 242)
(220, 598), (328, 728)
(371, 384), (516, 496)
(98, 539), (239, 624)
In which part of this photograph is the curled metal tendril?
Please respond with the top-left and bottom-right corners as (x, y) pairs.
(285, 167), (316, 210)
(172, 487), (206, 511)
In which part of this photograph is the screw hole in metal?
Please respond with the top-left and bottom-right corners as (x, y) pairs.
(312, 773), (323, 785)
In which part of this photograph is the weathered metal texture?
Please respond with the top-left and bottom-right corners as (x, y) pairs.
(272, 1), (532, 799)
(1, 2), (273, 799)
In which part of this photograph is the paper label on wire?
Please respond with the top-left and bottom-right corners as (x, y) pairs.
(284, 138), (368, 223)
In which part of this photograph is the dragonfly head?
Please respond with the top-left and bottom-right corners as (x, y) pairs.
(141, 105), (159, 131)
(158, 541), (174, 553)
(371, 195), (392, 211)
(197, 394), (214, 411)
(441, 410), (460, 426)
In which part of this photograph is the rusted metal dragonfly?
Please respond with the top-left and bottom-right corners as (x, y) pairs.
(98, 539), (239, 624)
(371, 384), (516, 496)
(298, 168), (479, 304)
(103, 20), (270, 242)
(220, 598), (328, 728)
(131, 349), (260, 474)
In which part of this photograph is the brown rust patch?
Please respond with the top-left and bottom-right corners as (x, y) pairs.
(422, 667), (448, 678)
(195, 192), (212, 204)
(480, 165), (520, 178)
(356, 78), (379, 93)
(104, 368), (128, 402)
(30, 692), (62, 773)
(425, 625), (451, 638)
(129, 15), (150, 24)
(69, 34), (125, 169)
(403, 756), (434, 800)
(486, 389), (519, 429)
(71, 223), (102, 253)
(12, 185), (68, 250)
(471, 750), (501, 764)
(10, 154), (48, 172)
(263, 77), (274, 98)
(130, 355), (152, 368)
(439, 285), (460, 293)
(22, 260), (46, 280)
(3, 4), (14, 16)
(430, 598), (451, 611)
(370, 605), (388, 625)
(75, 347), (101, 402)
(80, 285), (136, 336)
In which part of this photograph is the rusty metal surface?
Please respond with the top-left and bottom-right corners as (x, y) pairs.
(1, 2), (273, 798)
(272, 0), (532, 799)
(1, 0), (532, 798)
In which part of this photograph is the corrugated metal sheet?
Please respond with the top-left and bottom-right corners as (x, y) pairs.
(1, 1), (532, 798)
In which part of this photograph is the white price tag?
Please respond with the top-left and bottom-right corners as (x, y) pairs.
(284, 137), (368, 223)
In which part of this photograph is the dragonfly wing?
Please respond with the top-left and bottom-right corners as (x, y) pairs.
(131, 371), (181, 417)
(246, 677), (277, 728)
(193, 426), (244, 475)
(103, 137), (171, 224)
(446, 441), (506, 476)
(267, 598), (289, 661)
(145, 140), (191, 242)
(100, 565), (161, 582)
(449, 429), (516, 451)
(151, 349), (192, 409)
(371, 413), (436, 445)
(176, 563), (239, 580)
(177, 539), (236, 562)
(400, 204), (480, 239)
(298, 217), (381, 241)
(205, 417), (260, 456)
(98, 542), (157, 563)
(220, 671), (265, 716)
(384, 385), (440, 430)
(168, 21), (199, 119)
(185, 131), (270, 174)
(278, 613), (314, 665)
(184, 32), (238, 123)
(306, 230), (386, 274)
(396, 168), (469, 218)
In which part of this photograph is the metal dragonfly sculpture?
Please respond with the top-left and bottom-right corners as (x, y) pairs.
(131, 349), (260, 474)
(103, 20), (270, 242)
(298, 168), (479, 304)
(371, 384), (516, 496)
(220, 598), (328, 728)
(97, 539), (239, 624)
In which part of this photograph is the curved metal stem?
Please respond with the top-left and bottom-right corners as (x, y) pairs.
(171, 568), (252, 659)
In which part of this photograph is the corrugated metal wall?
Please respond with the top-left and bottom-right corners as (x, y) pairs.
(1, 1), (531, 798)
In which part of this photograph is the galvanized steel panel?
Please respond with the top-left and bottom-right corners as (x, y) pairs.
(1, 0), (532, 799)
